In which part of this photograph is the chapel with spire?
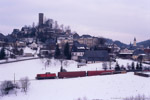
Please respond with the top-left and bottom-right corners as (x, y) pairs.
(133, 37), (136, 47)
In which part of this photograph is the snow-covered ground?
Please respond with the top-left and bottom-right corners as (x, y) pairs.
(0, 58), (150, 100)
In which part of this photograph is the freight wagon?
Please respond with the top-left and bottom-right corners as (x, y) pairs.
(58, 71), (86, 78)
(87, 70), (114, 76)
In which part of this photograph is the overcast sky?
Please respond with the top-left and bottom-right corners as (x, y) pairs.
(0, 0), (150, 44)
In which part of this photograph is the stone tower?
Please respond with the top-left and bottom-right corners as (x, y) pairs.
(39, 13), (44, 26)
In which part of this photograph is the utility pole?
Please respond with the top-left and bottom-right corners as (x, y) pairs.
(14, 73), (15, 84)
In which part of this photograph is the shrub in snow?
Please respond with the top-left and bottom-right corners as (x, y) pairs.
(123, 94), (148, 100)
(19, 48), (24, 55)
(0, 80), (14, 95)
(136, 63), (140, 70)
(0, 47), (6, 60)
(76, 97), (88, 100)
(19, 77), (30, 94)
(121, 65), (126, 70)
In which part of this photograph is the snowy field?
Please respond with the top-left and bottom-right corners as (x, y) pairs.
(0, 58), (150, 100)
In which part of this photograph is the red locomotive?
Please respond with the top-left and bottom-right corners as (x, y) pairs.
(36, 72), (56, 79)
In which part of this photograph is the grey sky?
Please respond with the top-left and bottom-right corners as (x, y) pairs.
(0, 0), (150, 44)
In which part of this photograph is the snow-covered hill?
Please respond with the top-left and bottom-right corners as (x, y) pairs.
(0, 58), (150, 100)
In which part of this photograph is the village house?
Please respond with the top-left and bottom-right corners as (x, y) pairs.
(77, 35), (98, 48)
(71, 41), (89, 61)
(23, 47), (35, 57)
(57, 34), (73, 49)
(132, 49), (145, 60)
(39, 39), (56, 57)
(119, 48), (133, 59)
(23, 38), (35, 44)
(16, 41), (26, 48)
(81, 50), (110, 63)
(29, 42), (38, 50)
(0, 41), (5, 47)
(143, 48), (150, 62)
(0, 33), (6, 47)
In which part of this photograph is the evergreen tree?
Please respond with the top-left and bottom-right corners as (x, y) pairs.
(54, 44), (60, 59)
(0, 48), (6, 60)
(19, 48), (24, 55)
(60, 66), (63, 72)
(127, 63), (131, 70)
(139, 62), (142, 67)
(131, 62), (135, 71)
(68, 52), (71, 60)
(139, 62), (143, 71)
(136, 63), (140, 70)
(13, 43), (19, 55)
(98, 37), (106, 46)
(115, 62), (120, 71)
(64, 42), (70, 59)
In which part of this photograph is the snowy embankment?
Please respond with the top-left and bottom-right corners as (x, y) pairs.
(0, 58), (150, 100)
(1, 73), (150, 100)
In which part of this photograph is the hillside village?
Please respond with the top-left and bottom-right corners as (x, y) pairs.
(0, 13), (150, 100)
(0, 13), (150, 65)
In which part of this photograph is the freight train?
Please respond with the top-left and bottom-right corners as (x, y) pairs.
(36, 70), (127, 79)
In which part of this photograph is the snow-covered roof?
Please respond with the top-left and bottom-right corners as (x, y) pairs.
(24, 47), (36, 54)
(119, 53), (133, 55)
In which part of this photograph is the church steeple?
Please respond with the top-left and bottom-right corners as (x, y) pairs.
(133, 37), (136, 46)
(134, 37), (136, 41)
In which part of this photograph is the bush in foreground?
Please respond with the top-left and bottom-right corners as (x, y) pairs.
(123, 94), (149, 100)
(0, 81), (14, 95)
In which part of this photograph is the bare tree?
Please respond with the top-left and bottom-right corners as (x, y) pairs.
(20, 77), (30, 94)
(102, 62), (108, 70)
(40, 57), (44, 63)
(59, 59), (64, 68)
(76, 97), (87, 100)
(109, 59), (112, 69)
(123, 94), (147, 100)
(13, 82), (20, 96)
(59, 59), (68, 72)
(44, 58), (51, 69)
(63, 60), (69, 67)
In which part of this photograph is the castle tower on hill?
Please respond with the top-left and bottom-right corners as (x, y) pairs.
(39, 13), (44, 26)
(133, 37), (136, 46)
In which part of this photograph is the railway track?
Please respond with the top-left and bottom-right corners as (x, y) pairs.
(0, 57), (39, 65)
